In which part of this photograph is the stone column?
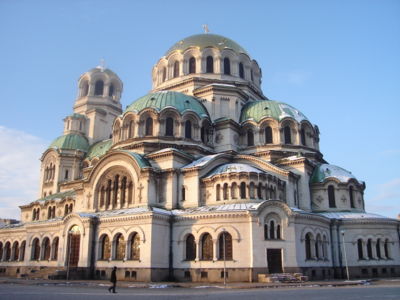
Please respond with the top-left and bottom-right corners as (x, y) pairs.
(195, 241), (200, 261)
(212, 239), (218, 261)
(362, 241), (369, 260)
(380, 242), (386, 259)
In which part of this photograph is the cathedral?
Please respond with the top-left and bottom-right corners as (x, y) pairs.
(0, 33), (399, 282)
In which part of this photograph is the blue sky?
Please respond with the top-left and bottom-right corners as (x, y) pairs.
(0, 0), (399, 219)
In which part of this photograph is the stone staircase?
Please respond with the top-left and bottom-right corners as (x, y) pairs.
(258, 273), (308, 283)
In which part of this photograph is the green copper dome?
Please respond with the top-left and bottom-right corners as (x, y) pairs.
(125, 91), (210, 119)
(49, 133), (89, 152)
(310, 164), (363, 184)
(166, 33), (249, 57)
(86, 139), (112, 159)
(240, 100), (308, 124)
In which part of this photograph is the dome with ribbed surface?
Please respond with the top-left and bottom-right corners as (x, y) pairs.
(166, 33), (249, 57)
(240, 100), (308, 124)
(125, 91), (209, 119)
(49, 133), (89, 152)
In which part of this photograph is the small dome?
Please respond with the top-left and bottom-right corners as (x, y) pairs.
(205, 163), (265, 178)
(125, 91), (209, 119)
(240, 100), (308, 123)
(166, 33), (249, 57)
(86, 139), (112, 160)
(310, 164), (362, 184)
(49, 133), (89, 152)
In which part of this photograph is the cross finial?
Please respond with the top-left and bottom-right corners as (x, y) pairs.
(202, 24), (210, 33)
(98, 58), (106, 71)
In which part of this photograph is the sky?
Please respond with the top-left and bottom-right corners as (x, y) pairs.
(0, 0), (399, 220)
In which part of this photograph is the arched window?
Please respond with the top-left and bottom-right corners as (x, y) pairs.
(257, 183), (262, 199)
(165, 117), (174, 136)
(42, 238), (51, 260)
(185, 234), (196, 261)
(115, 234), (126, 260)
(218, 232), (232, 260)
(223, 57), (231, 75)
(284, 126), (291, 144)
(100, 235), (111, 260)
(269, 221), (275, 239)
(0, 242), (3, 261)
(206, 56), (214, 73)
(328, 185), (336, 208)
(305, 233), (312, 260)
(52, 237), (59, 260)
(106, 179), (112, 207)
(189, 57), (196, 74)
(121, 177), (127, 206)
(145, 117), (153, 136)
(367, 238), (373, 259)
(239, 62), (244, 79)
(12, 242), (19, 261)
(128, 120), (134, 138)
(349, 186), (355, 208)
(48, 207), (52, 219)
(31, 238), (40, 260)
(68, 203), (73, 213)
(231, 182), (238, 199)
(247, 129), (254, 146)
(265, 126), (273, 144)
(113, 175), (119, 207)
(182, 186), (186, 201)
(249, 182), (255, 199)
(223, 183), (229, 200)
(20, 241), (26, 261)
(384, 239), (390, 259)
(4, 242), (11, 261)
(109, 84), (114, 97)
(315, 235), (321, 259)
(201, 233), (213, 260)
(129, 233), (140, 260)
(376, 239), (381, 259)
(357, 239), (363, 259)
(94, 80), (104, 96)
(162, 67), (167, 82)
(277, 225), (281, 239)
(240, 182), (246, 198)
(301, 128), (306, 146)
(81, 80), (89, 97)
(216, 184), (221, 201)
(185, 120), (192, 139)
(173, 61), (179, 78)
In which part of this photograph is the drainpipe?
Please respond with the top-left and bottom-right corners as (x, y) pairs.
(89, 217), (98, 279)
(329, 220), (336, 277)
(168, 216), (174, 281)
(336, 221), (344, 279)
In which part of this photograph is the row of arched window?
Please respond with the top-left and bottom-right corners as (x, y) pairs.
(245, 126), (309, 147)
(357, 238), (391, 260)
(47, 206), (56, 219)
(44, 164), (55, 182)
(185, 232), (233, 261)
(327, 185), (358, 209)
(264, 220), (281, 240)
(98, 232), (140, 261)
(31, 237), (59, 261)
(33, 203), (72, 221)
(80, 80), (115, 98)
(216, 182), (277, 201)
(32, 208), (40, 221)
(0, 241), (26, 262)
(98, 174), (134, 210)
(160, 57), (253, 83)
(305, 232), (329, 260)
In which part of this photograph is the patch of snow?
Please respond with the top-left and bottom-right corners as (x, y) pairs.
(278, 103), (307, 122)
(182, 153), (221, 169)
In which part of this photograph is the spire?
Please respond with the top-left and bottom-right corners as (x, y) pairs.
(97, 58), (106, 71)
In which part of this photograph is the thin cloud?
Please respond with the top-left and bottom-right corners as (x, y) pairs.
(271, 70), (312, 87)
(366, 178), (400, 218)
(0, 126), (47, 220)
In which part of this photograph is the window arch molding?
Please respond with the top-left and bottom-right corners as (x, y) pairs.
(181, 113), (201, 140)
(122, 113), (136, 140)
(159, 109), (181, 138)
(138, 109), (158, 138)
(280, 119), (298, 145)
(182, 49), (201, 75)
(263, 212), (282, 240)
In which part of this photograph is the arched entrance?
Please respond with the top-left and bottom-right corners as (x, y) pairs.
(67, 225), (81, 267)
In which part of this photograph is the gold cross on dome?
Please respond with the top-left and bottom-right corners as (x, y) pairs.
(99, 58), (106, 71)
(202, 24), (210, 33)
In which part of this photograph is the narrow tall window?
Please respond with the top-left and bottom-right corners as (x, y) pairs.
(130, 233), (140, 260)
(376, 239), (381, 259)
(223, 57), (231, 75)
(206, 56), (214, 73)
(115, 234), (126, 260)
(173, 61), (179, 78)
(367, 239), (373, 259)
(384, 239), (390, 258)
(43, 238), (51, 260)
(349, 186), (355, 208)
(357, 239), (364, 259)
(231, 182), (238, 199)
(12, 242), (19, 261)
(328, 185), (336, 208)
(94, 80), (104, 96)
(223, 183), (229, 200)
(109, 84), (114, 97)
(239, 62), (244, 79)
(201, 233), (213, 260)
(301, 128), (306, 146)
(64, 169), (69, 180)
(218, 232), (232, 260)
(20, 241), (26, 261)
(32, 238), (40, 260)
(247, 129), (254, 146)
(265, 126), (273, 144)
(240, 182), (246, 198)
(251, 69), (254, 82)
(145, 117), (153, 136)
(189, 57), (196, 74)
(185, 234), (196, 261)
(284, 126), (291, 144)
(305, 233), (312, 260)
(165, 117), (174, 136)
(269, 221), (275, 239)
(52, 237), (59, 260)
(216, 184), (221, 201)
(82, 81), (89, 97)
(101, 235), (111, 260)
(264, 224), (268, 239)
(185, 120), (192, 139)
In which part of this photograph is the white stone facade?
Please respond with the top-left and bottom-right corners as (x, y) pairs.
(0, 33), (399, 282)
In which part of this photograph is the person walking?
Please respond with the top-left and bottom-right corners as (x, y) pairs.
(108, 266), (117, 293)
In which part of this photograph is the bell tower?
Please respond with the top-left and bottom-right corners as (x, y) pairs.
(71, 65), (123, 144)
